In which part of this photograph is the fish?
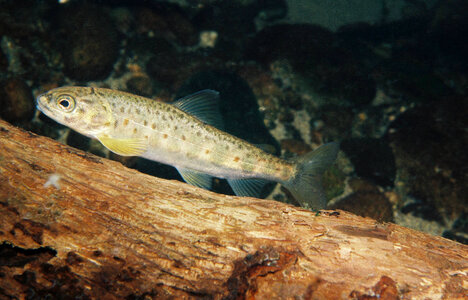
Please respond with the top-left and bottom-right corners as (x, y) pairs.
(36, 86), (339, 208)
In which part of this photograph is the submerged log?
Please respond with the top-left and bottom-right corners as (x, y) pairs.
(0, 119), (466, 299)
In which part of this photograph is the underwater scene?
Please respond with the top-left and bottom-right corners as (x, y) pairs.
(0, 0), (466, 248)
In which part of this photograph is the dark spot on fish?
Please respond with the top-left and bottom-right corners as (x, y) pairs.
(120, 107), (125, 113)
(104, 122), (111, 126)
(196, 131), (201, 137)
(169, 115), (173, 121)
(114, 120), (118, 128)
(78, 108), (85, 114)
(181, 135), (186, 141)
(205, 149), (210, 154)
(163, 134), (168, 139)
(144, 120), (148, 126)
(93, 250), (102, 257)
(174, 125), (178, 130)
(234, 156), (240, 162)
(152, 123), (156, 130)
(133, 128), (137, 134)
(123, 119), (129, 126)
(145, 135), (149, 139)
(135, 108), (140, 114)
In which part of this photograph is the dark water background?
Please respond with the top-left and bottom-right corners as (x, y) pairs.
(0, 0), (466, 244)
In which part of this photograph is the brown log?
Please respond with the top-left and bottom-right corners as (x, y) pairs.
(0, 118), (466, 300)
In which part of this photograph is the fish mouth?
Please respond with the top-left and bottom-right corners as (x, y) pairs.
(36, 94), (49, 114)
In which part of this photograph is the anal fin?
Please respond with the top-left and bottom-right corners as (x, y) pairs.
(177, 168), (213, 190)
(227, 178), (269, 198)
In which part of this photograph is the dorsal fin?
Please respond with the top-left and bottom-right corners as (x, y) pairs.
(173, 90), (223, 129)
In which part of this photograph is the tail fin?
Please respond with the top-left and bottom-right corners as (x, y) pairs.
(283, 142), (339, 209)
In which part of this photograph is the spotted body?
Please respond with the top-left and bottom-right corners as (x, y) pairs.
(37, 86), (339, 208)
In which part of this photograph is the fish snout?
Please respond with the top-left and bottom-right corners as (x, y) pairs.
(36, 94), (49, 113)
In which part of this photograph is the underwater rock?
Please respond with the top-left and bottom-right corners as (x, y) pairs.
(330, 178), (394, 223)
(0, 1), (54, 38)
(340, 138), (396, 187)
(145, 38), (187, 89)
(0, 78), (34, 123)
(55, 3), (119, 81)
(192, 1), (261, 59)
(0, 49), (7, 72)
(311, 61), (376, 106)
(375, 56), (452, 104)
(400, 197), (443, 223)
(136, 5), (198, 46)
(193, 1), (258, 38)
(143, 36), (213, 90)
(246, 24), (376, 106)
(443, 212), (468, 245)
(246, 24), (334, 67)
(126, 75), (153, 98)
(387, 96), (467, 223)
(318, 105), (355, 140)
(280, 139), (311, 156)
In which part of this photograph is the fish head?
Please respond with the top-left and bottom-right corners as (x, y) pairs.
(36, 86), (114, 137)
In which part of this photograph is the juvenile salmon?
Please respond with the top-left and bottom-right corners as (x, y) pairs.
(36, 86), (338, 208)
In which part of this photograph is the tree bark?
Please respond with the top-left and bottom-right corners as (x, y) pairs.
(0, 119), (466, 300)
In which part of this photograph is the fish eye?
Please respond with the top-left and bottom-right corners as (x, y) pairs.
(56, 95), (75, 112)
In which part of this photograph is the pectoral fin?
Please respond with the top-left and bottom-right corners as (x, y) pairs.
(98, 136), (148, 156)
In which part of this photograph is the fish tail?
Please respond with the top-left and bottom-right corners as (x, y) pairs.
(283, 142), (339, 209)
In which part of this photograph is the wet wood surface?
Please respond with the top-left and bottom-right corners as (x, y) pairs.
(0, 119), (467, 299)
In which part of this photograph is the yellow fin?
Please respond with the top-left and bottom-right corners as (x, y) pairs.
(98, 136), (147, 156)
